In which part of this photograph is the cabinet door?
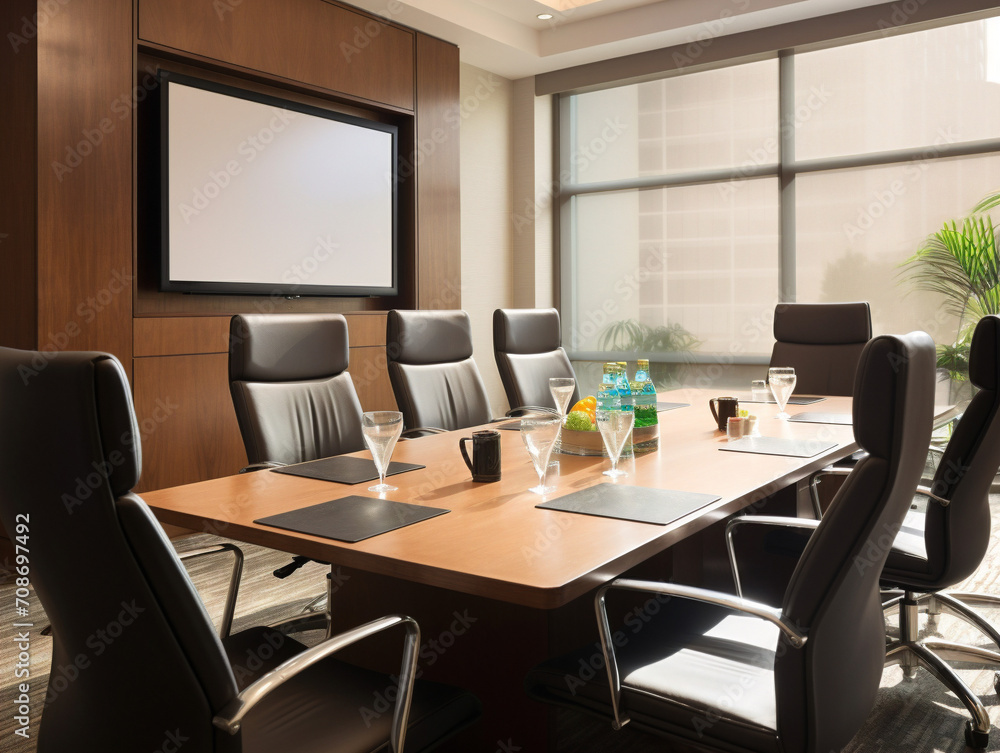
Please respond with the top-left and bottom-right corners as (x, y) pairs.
(139, 0), (414, 110)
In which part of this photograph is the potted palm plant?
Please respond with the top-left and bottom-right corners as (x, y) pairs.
(901, 201), (1000, 400)
(597, 319), (700, 388)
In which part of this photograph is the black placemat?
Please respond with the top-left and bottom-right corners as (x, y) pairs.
(788, 412), (852, 425)
(740, 395), (826, 405)
(719, 436), (837, 458)
(657, 402), (690, 411)
(497, 421), (523, 431)
(272, 456), (425, 485)
(536, 484), (721, 526)
(255, 496), (448, 543)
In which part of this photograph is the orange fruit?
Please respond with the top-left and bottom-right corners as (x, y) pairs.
(570, 396), (597, 423)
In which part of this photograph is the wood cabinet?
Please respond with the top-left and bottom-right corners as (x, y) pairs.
(2, 0), (461, 494)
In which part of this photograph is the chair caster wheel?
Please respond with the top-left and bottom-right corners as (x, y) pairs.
(965, 721), (989, 749)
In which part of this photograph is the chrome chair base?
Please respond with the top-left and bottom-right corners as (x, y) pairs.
(884, 591), (1000, 748)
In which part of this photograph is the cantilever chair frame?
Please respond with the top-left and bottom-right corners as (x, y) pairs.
(725, 498), (1000, 746)
(596, 579), (807, 731)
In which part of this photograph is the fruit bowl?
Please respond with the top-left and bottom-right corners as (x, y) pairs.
(557, 422), (659, 457)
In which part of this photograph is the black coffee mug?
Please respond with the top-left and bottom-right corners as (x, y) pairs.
(709, 396), (739, 432)
(459, 430), (501, 483)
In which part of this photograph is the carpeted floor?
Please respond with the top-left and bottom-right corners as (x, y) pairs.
(4, 499), (1000, 752)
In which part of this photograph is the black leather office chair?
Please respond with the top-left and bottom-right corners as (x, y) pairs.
(493, 308), (579, 413)
(769, 301), (872, 396)
(386, 310), (493, 434)
(229, 313), (365, 467)
(728, 315), (1000, 747)
(229, 313), (365, 622)
(769, 302), (873, 514)
(0, 346), (480, 753)
(526, 331), (936, 753)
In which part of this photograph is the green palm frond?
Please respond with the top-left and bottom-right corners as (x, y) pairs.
(972, 189), (1000, 215)
(901, 215), (1000, 321)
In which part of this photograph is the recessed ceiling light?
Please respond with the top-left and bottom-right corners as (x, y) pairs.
(537, 13), (554, 20)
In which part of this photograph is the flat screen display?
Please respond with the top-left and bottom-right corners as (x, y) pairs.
(160, 71), (397, 296)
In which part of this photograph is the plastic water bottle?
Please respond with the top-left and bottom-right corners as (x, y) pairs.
(632, 359), (658, 428)
(597, 363), (621, 413)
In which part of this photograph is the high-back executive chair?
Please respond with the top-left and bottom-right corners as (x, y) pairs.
(493, 308), (579, 413)
(770, 302), (873, 513)
(386, 309), (493, 433)
(229, 313), (365, 467)
(229, 313), (365, 619)
(879, 314), (1000, 746)
(0, 347), (480, 753)
(727, 316), (1000, 747)
(769, 301), (872, 396)
(527, 331), (936, 753)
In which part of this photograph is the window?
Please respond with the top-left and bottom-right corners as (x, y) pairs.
(560, 16), (1000, 381)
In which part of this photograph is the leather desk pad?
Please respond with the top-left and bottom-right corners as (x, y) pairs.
(536, 484), (720, 526)
(720, 436), (837, 458)
(272, 456), (425, 484)
(255, 496), (448, 543)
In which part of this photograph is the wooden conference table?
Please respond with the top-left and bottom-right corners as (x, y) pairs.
(141, 389), (868, 750)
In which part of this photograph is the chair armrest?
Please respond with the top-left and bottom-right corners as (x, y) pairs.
(401, 427), (447, 438)
(504, 406), (559, 417)
(239, 461), (285, 473)
(724, 516), (819, 598)
(214, 614), (420, 753)
(809, 466), (853, 518)
(178, 544), (244, 639)
(595, 578), (806, 730)
(915, 484), (950, 507)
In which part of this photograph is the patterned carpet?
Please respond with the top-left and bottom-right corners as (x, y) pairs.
(4, 499), (1000, 752)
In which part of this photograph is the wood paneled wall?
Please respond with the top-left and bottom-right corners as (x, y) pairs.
(3, 0), (461, 496)
(0, 0), (39, 350)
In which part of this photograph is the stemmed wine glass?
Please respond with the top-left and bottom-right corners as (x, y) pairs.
(361, 411), (403, 493)
(549, 377), (576, 419)
(520, 414), (561, 494)
(548, 377), (576, 462)
(597, 409), (634, 478)
(768, 367), (797, 420)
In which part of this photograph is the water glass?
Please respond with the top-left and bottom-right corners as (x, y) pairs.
(361, 411), (403, 493)
(520, 414), (561, 494)
(597, 409), (634, 478)
(751, 379), (769, 402)
(768, 367), (797, 420)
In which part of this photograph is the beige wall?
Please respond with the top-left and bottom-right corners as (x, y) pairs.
(460, 62), (514, 414)
(459, 63), (556, 414)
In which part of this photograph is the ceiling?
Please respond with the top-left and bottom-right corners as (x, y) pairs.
(343, 0), (892, 79)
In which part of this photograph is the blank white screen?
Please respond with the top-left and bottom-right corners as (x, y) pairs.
(166, 80), (394, 291)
